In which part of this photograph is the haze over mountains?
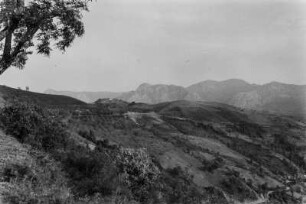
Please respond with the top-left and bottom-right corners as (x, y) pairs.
(45, 79), (306, 117)
(45, 89), (122, 103)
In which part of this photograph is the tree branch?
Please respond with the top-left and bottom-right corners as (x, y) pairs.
(3, 29), (13, 59)
(0, 27), (8, 42)
(11, 26), (39, 57)
(0, 25), (39, 75)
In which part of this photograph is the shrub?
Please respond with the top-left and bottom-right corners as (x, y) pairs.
(116, 148), (160, 202)
(0, 102), (69, 151)
(200, 157), (224, 173)
(61, 146), (120, 197)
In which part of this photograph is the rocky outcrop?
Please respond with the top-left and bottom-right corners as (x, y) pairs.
(186, 79), (257, 103)
(118, 83), (188, 104)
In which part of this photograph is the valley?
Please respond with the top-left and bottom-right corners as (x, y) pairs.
(46, 79), (306, 118)
(0, 86), (305, 203)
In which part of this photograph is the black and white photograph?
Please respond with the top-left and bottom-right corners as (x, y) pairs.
(0, 0), (305, 203)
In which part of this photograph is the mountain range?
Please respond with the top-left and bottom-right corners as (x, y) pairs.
(45, 79), (306, 117)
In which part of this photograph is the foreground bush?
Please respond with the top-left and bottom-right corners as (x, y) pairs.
(116, 148), (160, 202)
(61, 146), (120, 197)
(61, 146), (161, 203)
(0, 102), (68, 151)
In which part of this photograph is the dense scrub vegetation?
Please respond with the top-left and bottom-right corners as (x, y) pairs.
(0, 102), (210, 204)
(0, 102), (68, 151)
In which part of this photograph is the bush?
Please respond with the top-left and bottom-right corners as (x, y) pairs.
(61, 146), (120, 197)
(0, 102), (69, 151)
(200, 157), (224, 173)
(116, 148), (160, 202)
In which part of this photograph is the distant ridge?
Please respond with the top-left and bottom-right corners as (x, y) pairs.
(118, 83), (188, 104)
(44, 79), (306, 117)
(45, 89), (122, 103)
(116, 79), (306, 117)
(186, 79), (258, 103)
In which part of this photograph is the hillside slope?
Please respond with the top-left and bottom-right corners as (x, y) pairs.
(2, 87), (305, 203)
(64, 100), (306, 203)
(0, 86), (86, 107)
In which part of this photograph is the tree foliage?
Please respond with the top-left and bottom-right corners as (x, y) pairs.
(0, 0), (91, 74)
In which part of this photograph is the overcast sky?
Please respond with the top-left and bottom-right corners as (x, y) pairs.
(1, 0), (306, 92)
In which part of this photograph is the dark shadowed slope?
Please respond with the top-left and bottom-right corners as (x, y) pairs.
(152, 100), (251, 123)
(0, 86), (86, 107)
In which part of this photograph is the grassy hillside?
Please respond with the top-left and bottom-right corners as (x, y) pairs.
(64, 100), (306, 203)
(0, 90), (305, 203)
(0, 85), (86, 107)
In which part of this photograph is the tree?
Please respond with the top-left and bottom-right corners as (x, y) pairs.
(0, 0), (91, 75)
